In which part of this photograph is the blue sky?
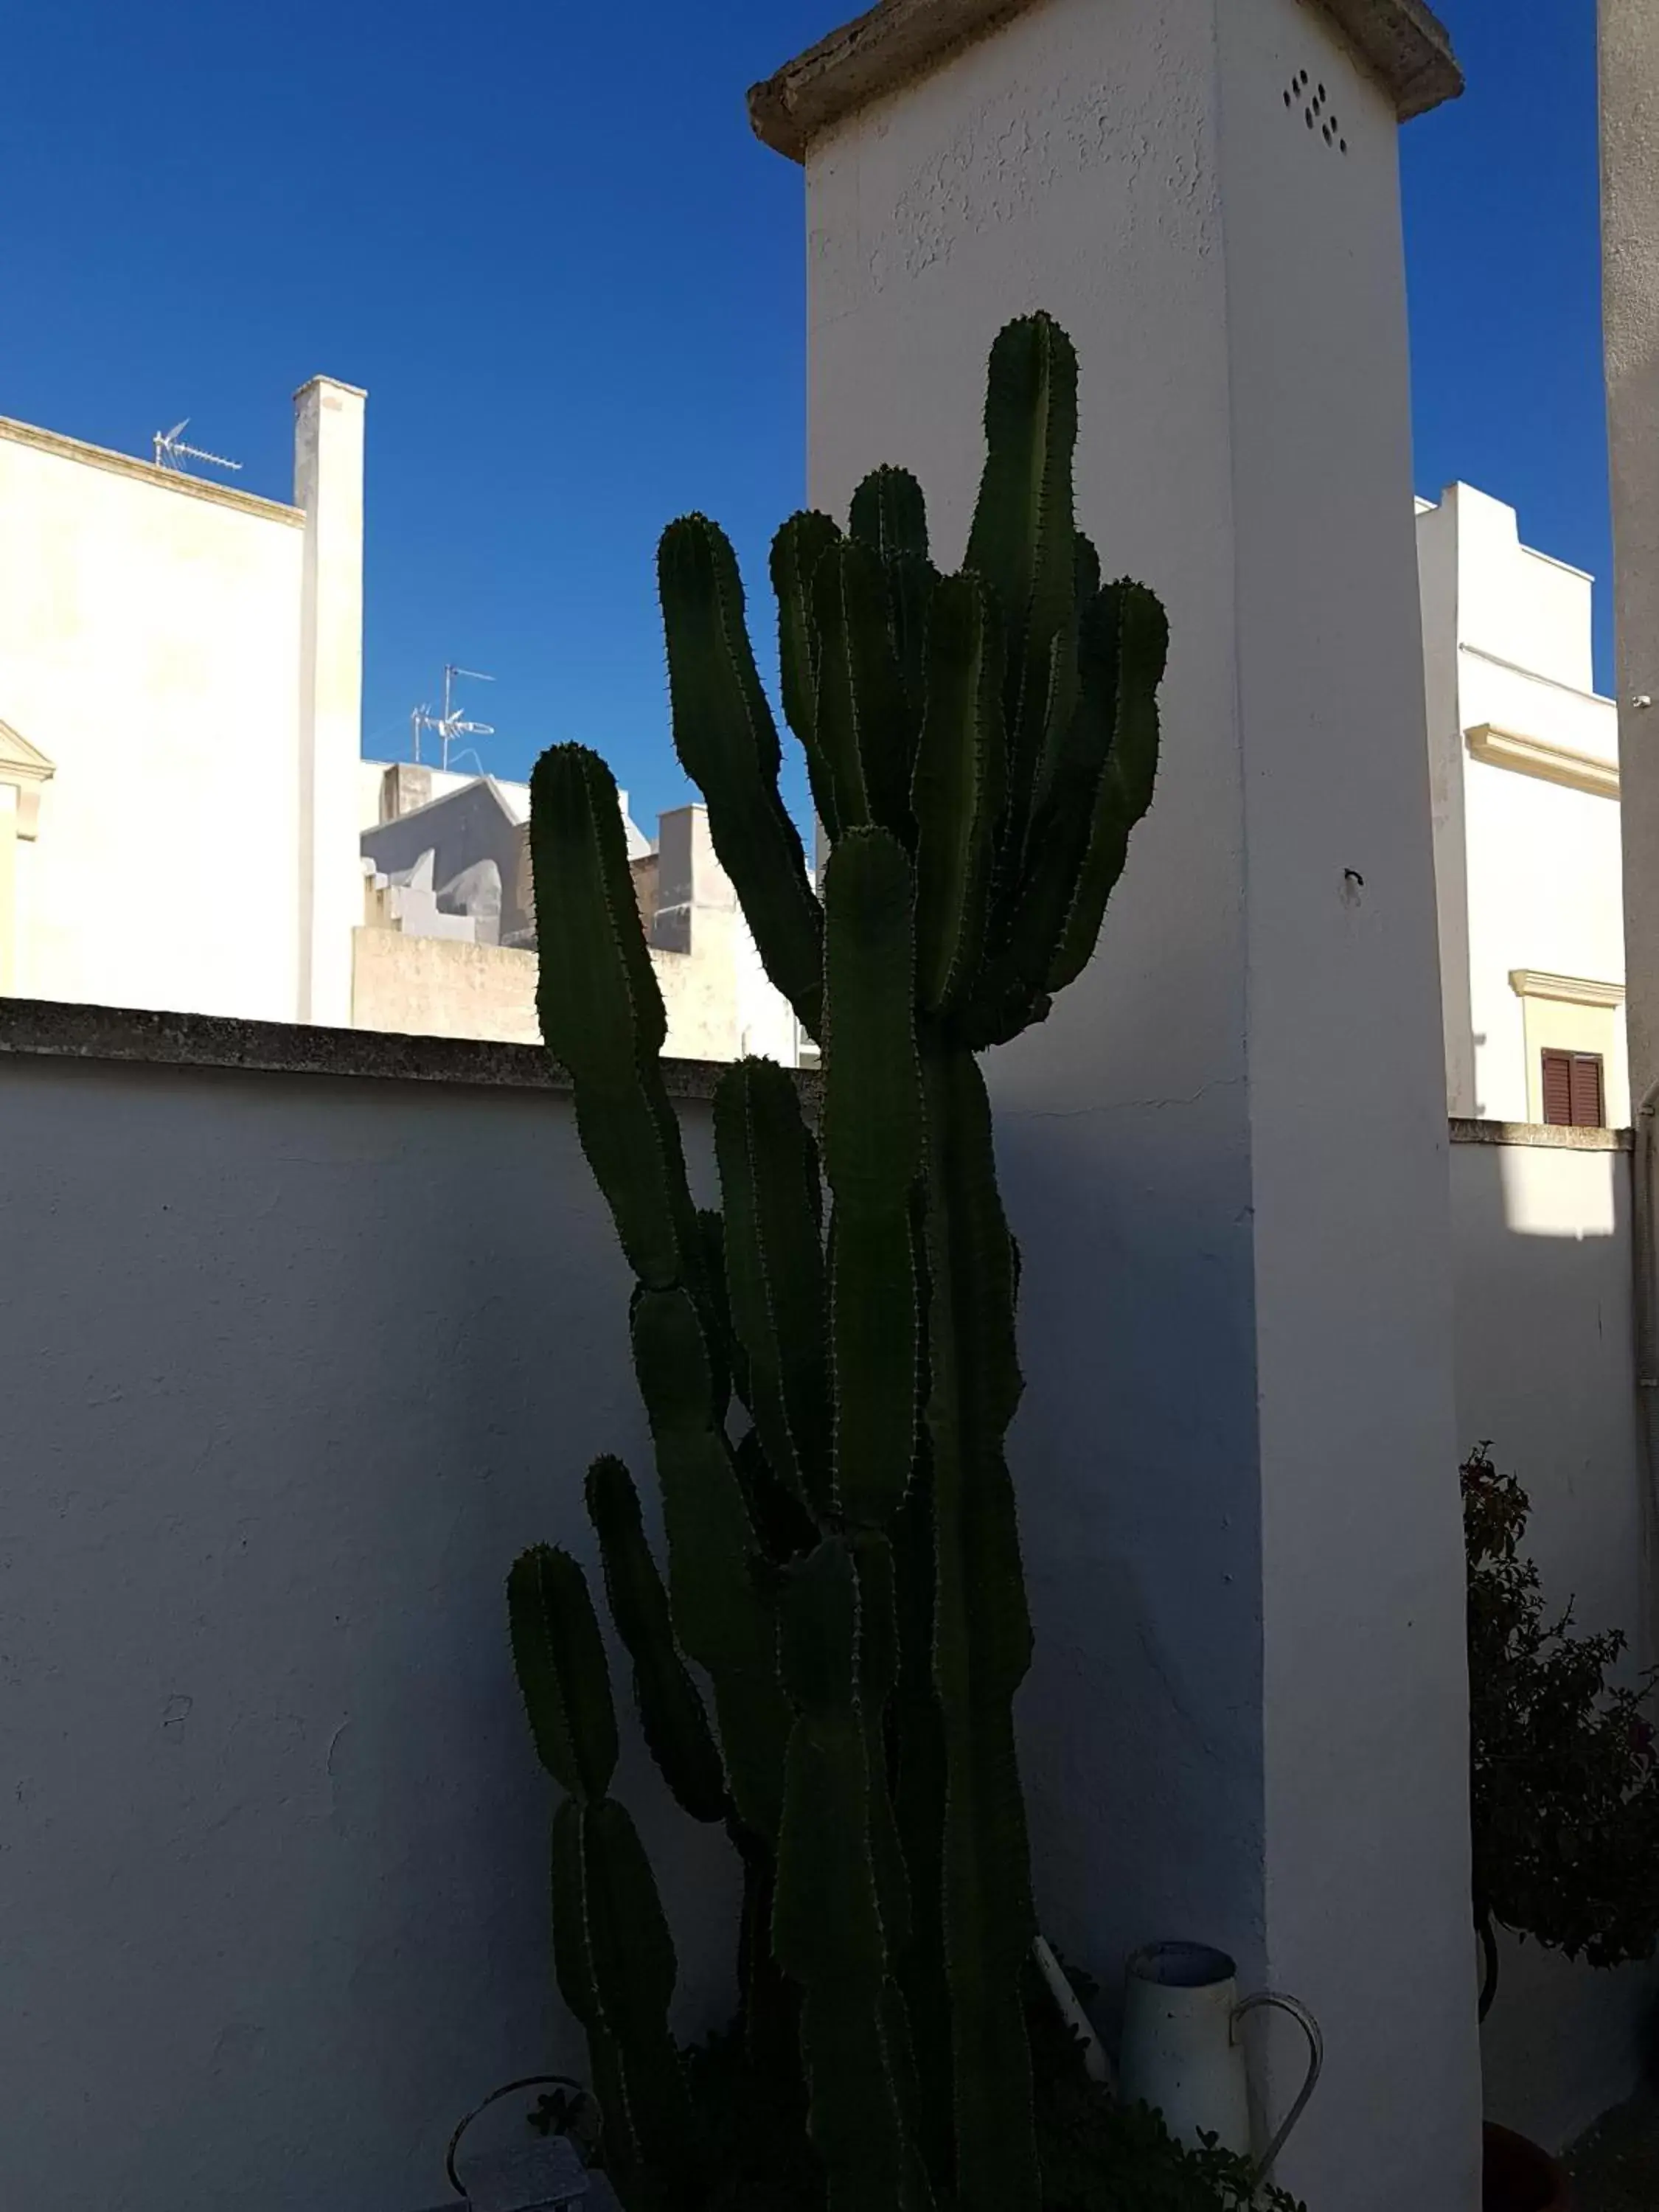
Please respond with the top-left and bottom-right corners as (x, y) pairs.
(4, 1), (1605, 827)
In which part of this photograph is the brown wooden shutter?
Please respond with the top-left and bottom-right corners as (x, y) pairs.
(1542, 1049), (1573, 1125)
(1569, 1052), (1605, 1128)
(1541, 1048), (1605, 1127)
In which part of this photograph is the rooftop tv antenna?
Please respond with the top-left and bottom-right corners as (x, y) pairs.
(152, 420), (243, 477)
(410, 664), (495, 771)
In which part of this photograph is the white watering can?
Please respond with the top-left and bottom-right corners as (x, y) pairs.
(1118, 1942), (1324, 2182)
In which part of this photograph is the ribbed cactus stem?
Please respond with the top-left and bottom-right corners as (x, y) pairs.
(508, 1548), (695, 2195)
(515, 307), (1166, 2212)
(771, 1539), (914, 2212)
(920, 1049), (1040, 2212)
(822, 830), (924, 1532)
(658, 515), (824, 1037)
(585, 1457), (728, 1826)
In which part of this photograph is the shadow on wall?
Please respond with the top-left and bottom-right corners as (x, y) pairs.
(1451, 1135), (1659, 2150)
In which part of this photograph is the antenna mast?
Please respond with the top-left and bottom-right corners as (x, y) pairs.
(152, 420), (243, 476)
(410, 665), (495, 771)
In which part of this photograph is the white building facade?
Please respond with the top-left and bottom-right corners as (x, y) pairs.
(0, 383), (366, 1026)
(1418, 483), (1627, 1128)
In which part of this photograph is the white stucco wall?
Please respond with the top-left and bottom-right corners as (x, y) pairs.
(0, 430), (306, 1019)
(296, 380), (368, 1029)
(0, 390), (364, 1027)
(0, 1046), (738, 2212)
(797, 1), (1477, 2202)
(1448, 1130), (1658, 2149)
(1601, 0), (1659, 1105)
(1418, 487), (1627, 1124)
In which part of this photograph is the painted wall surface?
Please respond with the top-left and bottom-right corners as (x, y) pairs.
(1449, 1133), (1658, 2148)
(296, 380), (366, 1028)
(0, 1051), (740, 2212)
(353, 807), (801, 1066)
(1418, 487), (1627, 1124)
(0, 431), (305, 1019)
(1601, 0), (1659, 1104)
(798, 1), (1477, 2201)
(0, 394), (365, 1026)
(352, 927), (543, 1045)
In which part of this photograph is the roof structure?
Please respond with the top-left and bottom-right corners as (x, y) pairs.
(749, 0), (1461, 162)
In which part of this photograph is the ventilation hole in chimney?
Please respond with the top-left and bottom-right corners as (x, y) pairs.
(1287, 72), (1349, 154)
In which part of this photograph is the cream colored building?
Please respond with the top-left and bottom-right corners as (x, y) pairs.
(0, 383), (799, 1066)
(1418, 483), (1627, 1127)
(353, 773), (804, 1065)
(0, 382), (364, 1024)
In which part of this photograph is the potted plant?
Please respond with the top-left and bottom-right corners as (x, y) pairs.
(504, 312), (1302, 2211)
(1464, 1444), (1659, 2211)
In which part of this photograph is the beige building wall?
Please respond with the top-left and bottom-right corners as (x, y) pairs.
(356, 801), (802, 1062)
(351, 928), (542, 1046)
(0, 386), (364, 1025)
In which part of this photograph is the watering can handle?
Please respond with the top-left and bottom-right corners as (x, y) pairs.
(1231, 1991), (1324, 2183)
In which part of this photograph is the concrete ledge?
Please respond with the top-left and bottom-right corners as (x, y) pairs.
(1449, 1117), (1633, 1154)
(749, 0), (1462, 160)
(0, 998), (743, 1104)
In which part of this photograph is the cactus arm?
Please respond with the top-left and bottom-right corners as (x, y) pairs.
(733, 1424), (821, 1564)
(531, 745), (704, 1293)
(888, 551), (939, 732)
(658, 515), (825, 1037)
(849, 465), (931, 564)
(920, 1048), (1040, 2212)
(911, 572), (1006, 1018)
(953, 581), (1121, 1047)
(772, 1539), (912, 2212)
(1073, 528), (1102, 617)
(772, 510), (846, 841)
(853, 1531), (910, 1959)
(964, 314), (1080, 876)
(822, 830), (925, 1531)
(553, 1795), (696, 2197)
(508, 1545), (620, 1801)
(585, 1455), (728, 1826)
(1048, 577), (1168, 992)
(509, 1548), (693, 2195)
(632, 1284), (793, 1840)
(812, 539), (918, 843)
(890, 1458), (955, 2188)
(713, 1057), (832, 1515)
(532, 743), (665, 1077)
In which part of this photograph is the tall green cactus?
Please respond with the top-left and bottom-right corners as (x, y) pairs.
(509, 313), (1167, 2211)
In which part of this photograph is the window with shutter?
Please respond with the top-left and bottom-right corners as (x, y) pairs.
(1570, 1051), (1605, 1127)
(1541, 1048), (1605, 1127)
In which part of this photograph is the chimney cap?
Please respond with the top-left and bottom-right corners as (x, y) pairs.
(748, 0), (1461, 163)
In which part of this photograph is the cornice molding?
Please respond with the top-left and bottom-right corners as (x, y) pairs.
(1509, 969), (1625, 1011)
(1465, 723), (1620, 801)
(750, 0), (1463, 161)
(0, 720), (56, 839)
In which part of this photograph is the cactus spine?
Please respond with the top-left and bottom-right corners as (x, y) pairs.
(510, 313), (1167, 2211)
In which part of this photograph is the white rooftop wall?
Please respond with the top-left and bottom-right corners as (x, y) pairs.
(1417, 486), (1626, 1124)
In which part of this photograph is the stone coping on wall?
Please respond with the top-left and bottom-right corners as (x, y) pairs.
(748, 0), (1463, 161)
(1449, 1117), (1634, 1154)
(0, 416), (306, 528)
(0, 996), (759, 1104)
(0, 1006), (1625, 1147)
